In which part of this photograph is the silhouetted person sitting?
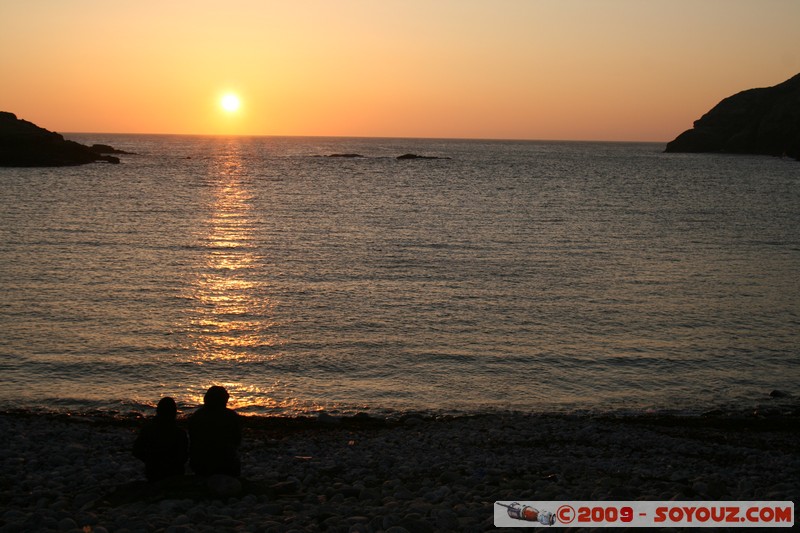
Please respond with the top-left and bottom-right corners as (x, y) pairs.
(133, 397), (188, 482)
(188, 386), (242, 477)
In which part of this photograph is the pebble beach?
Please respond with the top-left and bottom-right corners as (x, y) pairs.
(1, 407), (798, 532)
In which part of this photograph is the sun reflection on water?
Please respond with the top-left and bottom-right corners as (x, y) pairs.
(179, 381), (324, 414)
(178, 143), (288, 410)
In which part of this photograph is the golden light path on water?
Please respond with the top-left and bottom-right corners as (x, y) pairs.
(179, 143), (305, 413)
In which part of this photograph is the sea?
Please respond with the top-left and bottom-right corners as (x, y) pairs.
(1, 135), (798, 417)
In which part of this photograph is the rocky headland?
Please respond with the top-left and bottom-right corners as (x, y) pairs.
(0, 112), (121, 166)
(665, 73), (800, 159)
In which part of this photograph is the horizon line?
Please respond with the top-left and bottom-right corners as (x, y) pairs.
(62, 131), (670, 145)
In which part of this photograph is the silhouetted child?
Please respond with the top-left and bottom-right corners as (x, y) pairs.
(188, 386), (242, 477)
(133, 397), (188, 482)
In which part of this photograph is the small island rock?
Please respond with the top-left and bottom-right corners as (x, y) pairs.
(396, 153), (450, 160)
(90, 143), (134, 155)
(665, 73), (800, 160)
(0, 111), (121, 166)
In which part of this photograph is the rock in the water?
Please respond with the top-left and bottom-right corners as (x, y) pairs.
(396, 153), (450, 160)
(665, 73), (800, 160)
(90, 143), (134, 155)
(0, 111), (121, 166)
(326, 153), (364, 158)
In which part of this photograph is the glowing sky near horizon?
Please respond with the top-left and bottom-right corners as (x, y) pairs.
(1, 0), (798, 141)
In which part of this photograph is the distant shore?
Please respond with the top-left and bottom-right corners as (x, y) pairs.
(1, 409), (797, 532)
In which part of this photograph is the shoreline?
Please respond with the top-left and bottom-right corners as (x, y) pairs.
(1, 410), (798, 532)
(1, 389), (797, 424)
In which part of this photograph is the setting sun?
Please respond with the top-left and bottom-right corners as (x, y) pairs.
(221, 93), (241, 113)
(2, 1), (798, 139)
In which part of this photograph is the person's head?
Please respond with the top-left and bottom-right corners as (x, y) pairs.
(203, 386), (230, 409)
(156, 396), (177, 419)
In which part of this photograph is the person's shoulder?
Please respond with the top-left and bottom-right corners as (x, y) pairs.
(224, 408), (242, 425)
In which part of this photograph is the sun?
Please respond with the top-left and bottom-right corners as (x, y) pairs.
(221, 93), (241, 113)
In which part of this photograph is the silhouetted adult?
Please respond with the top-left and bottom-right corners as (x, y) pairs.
(188, 386), (242, 477)
(133, 397), (188, 482)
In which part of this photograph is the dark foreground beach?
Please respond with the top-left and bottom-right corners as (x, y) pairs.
(1, 407), (798, 532)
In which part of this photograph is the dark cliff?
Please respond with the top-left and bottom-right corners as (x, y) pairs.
(0, 112), (120, 166)
(665, 74), (800, 160)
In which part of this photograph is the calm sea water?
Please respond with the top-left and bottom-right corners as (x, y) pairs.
(1, 135), (798, 416)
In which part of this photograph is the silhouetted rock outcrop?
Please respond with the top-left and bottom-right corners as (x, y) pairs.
(665, 74), (800, 159)
(0, 112), (120, 166)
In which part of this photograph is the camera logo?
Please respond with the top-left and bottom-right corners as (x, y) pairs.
(496, 502), (556, 525)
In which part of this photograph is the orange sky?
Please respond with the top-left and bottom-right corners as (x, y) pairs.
(1, 0), (798, 141)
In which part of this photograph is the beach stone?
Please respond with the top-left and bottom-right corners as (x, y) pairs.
(339, 485), (360, 498)
(40, 517), (61, 530)
(73, 492), (96, 509)
(433, 509), (460, 530)
(384, 527), (410, 533)
(165, 527), (194, 533)
(75, 512), (98, 527)
(608, 486), (633, 499)
(321, 516), (346, 530)
(423, 485), (451, 503)
(438, 470), (461, 483)
(159, 499), (183, 512)
(207, 474), (242, 498)
(382, 513), (403, 529)
(259, 503), (284, 516)
(393, 487), (414, 500)
(403, 416), (424, 427)
(358, 487), (380, 502)
(2, 510), (26, 524)
(765, 482), (794, 499)
(58, 517), (78, 531)
(692, 480), (709, 496)
(186, 506), (207, 522)
(214, 517), (245, 528)
(346, 517), (370, 533)
(270, 479), (301, 495)
(706, 479), (728, 499)
(259, 521), (283, 532)
(400, 518), (435, 533)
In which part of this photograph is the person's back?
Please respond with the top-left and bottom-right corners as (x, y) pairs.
(133, 397), (188, 482)
(188, 386), (242, 477)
